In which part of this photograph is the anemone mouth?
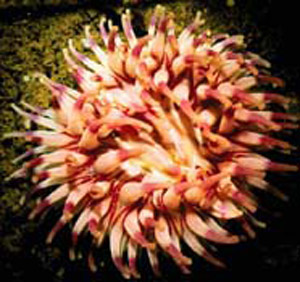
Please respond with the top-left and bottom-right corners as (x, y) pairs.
(4, 4), (299, 279)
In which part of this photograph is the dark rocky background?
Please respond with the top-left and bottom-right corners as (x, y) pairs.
(1, 0), (300, 281)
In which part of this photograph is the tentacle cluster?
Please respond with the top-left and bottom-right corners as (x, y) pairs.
(5, 6), (299, 278)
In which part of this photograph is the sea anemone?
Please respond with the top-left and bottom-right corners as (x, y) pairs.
(4, 5), (299, 278)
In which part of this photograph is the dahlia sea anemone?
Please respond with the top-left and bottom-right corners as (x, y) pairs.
(4, 6), (299, 278)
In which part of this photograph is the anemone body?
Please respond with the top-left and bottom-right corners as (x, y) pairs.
(5, 6), (299, 279)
